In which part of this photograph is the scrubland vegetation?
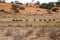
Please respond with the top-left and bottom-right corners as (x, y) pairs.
(0, 27), (60, 40)
(0, 0), (60, 14)
(0, 22), (60, 28)
(0, 0), (60, 40)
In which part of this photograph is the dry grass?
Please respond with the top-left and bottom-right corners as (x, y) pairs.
(0, 22), (59, 28)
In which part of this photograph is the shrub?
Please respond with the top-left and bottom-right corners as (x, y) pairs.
(15, 1), (19, 4)
(40, 3), (48, 9)
(0, 9), (5, 12)
(26, 3), (28, 7)
(13, 35), (22, 40)
(53, 19), (56, 21)
(40, 2), (54, 14)
(44, 19), (47, 21)
(29, 5), (32, 7)
(12, 4), (19, 10)
(40, 2), (54, 9)
(47, 2), (54, 9)
(49, 30), (58, 40)
(36, 10), (40, 11)
(48, 19), (51, 21)
(36, 1), (40, 5)
(26, 29), (33, 37)
(20, 19), (23, 21)
(39, 19), (42, 21)
(5, 30), (12, 36)
(14, 9), (19, 13)
(40, 28), (45, 36)
(52, 8), (59, 12)
(33, 19), (36, 21)
(25, 24), (32, 27)
(20, 6), (25, 10)
(12, 4), (19, 13)
(55, 2), (60, 7)
(25, 19), (28, 21)
(17, 3), (23, 5)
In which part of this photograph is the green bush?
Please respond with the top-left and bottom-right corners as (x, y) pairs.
(40, 3), (48, 9)
(47, 2), (54, 9)
(40, 2), (54, 9)
(12, 4), (20, 13)
(14, 9), (19, 13)
(20, 6), (25, 10)
(12, 4), (19, 10)
(36, 1), (40, 5)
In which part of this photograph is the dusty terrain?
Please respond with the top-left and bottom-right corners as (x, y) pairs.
(0, 2), (59, 14)
(0, 2), (60, 22)
(0, 2), (60, 40)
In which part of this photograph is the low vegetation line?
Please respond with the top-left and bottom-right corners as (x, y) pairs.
(0, 21), (60, 28)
